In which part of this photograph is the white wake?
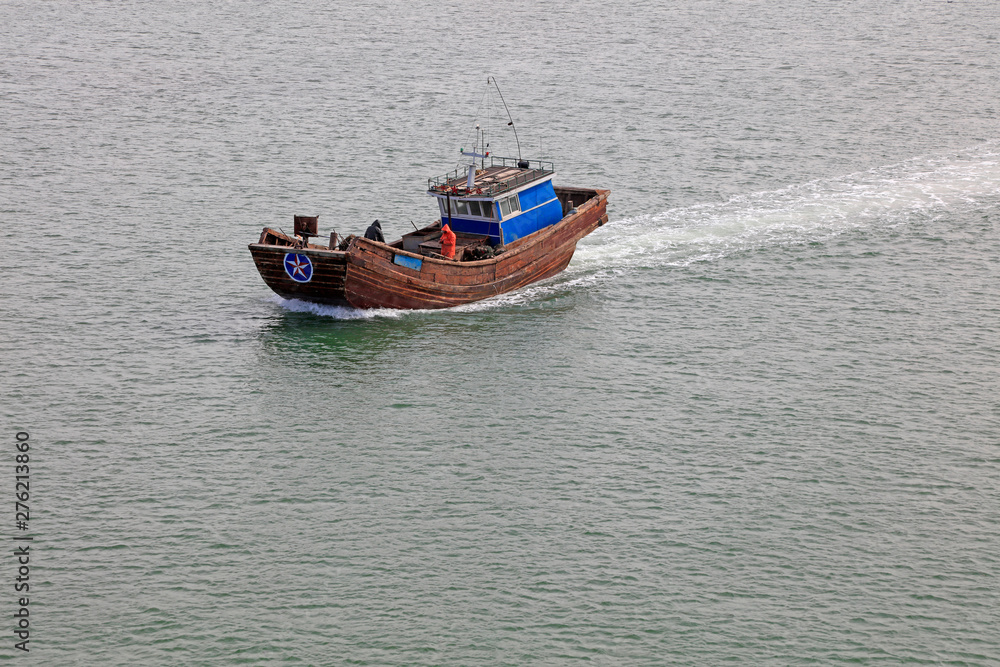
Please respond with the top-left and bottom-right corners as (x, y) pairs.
(273, 146), (1000, 317)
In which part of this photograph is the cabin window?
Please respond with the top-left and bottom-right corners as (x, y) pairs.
(456, 201), (469, 216)
(438, 199), (448, 217)
(468, 201), (482, 217)
(481, 201), (494, 218)
(499, 195), (520, 217)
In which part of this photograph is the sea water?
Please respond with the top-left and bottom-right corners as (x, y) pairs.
(2, 0), (999, 663)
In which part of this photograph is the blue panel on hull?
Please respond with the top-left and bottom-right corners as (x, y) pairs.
(393, 254), (422, 270)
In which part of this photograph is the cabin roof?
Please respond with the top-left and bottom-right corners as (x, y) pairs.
(428, 156), (554, 199)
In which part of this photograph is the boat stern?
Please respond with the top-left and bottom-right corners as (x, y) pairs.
(249, 228), (350, 306)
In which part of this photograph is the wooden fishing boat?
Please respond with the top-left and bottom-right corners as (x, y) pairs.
(249, 81), (609, 310)
(249, 175), (609, 310)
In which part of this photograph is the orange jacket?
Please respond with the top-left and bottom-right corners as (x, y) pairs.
(440, 224), (457, 259)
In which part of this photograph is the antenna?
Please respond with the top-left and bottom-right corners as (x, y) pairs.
(488, 76), (521, 161)
(459, 131), (489, 189)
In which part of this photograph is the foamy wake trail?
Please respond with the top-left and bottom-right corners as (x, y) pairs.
(572, 147), (1000, 274)
(277, 147), (1000, 317)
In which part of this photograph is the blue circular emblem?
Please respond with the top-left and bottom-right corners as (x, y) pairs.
(283, 253), (313, 283)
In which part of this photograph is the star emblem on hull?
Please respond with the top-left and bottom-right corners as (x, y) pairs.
(283, 253), (313, 283)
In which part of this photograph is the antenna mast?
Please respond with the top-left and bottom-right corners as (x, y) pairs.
(488, 76), (521, 161)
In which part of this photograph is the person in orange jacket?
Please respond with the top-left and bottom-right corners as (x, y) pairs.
(440, 223), (457, 259)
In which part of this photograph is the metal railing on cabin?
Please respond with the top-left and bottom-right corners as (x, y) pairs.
(427, 156), (555, 198)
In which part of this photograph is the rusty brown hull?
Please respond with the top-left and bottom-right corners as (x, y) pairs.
(248, 244), (351, 307)
(249, 187), (609, 310)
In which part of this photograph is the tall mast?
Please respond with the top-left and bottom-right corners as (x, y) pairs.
(488, 76), (521, 161)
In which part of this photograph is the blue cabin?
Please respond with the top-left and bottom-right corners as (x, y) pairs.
(427, 157), (564, 246)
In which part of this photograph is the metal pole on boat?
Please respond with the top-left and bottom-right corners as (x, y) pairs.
(489, 76), (521, 161)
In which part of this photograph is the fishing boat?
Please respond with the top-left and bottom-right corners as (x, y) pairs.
(249, 81), (610, 310)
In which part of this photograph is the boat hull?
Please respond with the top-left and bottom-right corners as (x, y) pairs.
(248, 244), (351, 307)
(249, 187), (609, 310)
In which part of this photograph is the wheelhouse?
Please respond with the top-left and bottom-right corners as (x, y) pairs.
(427, 156), (564, 245)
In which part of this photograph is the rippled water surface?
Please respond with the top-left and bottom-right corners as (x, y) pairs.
(2, 1), (999, 664)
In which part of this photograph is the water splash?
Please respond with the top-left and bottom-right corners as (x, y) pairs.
(276, 147), (1000, 317)
(573, 147), (1000, 274)
(269, 295), (407, 320)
